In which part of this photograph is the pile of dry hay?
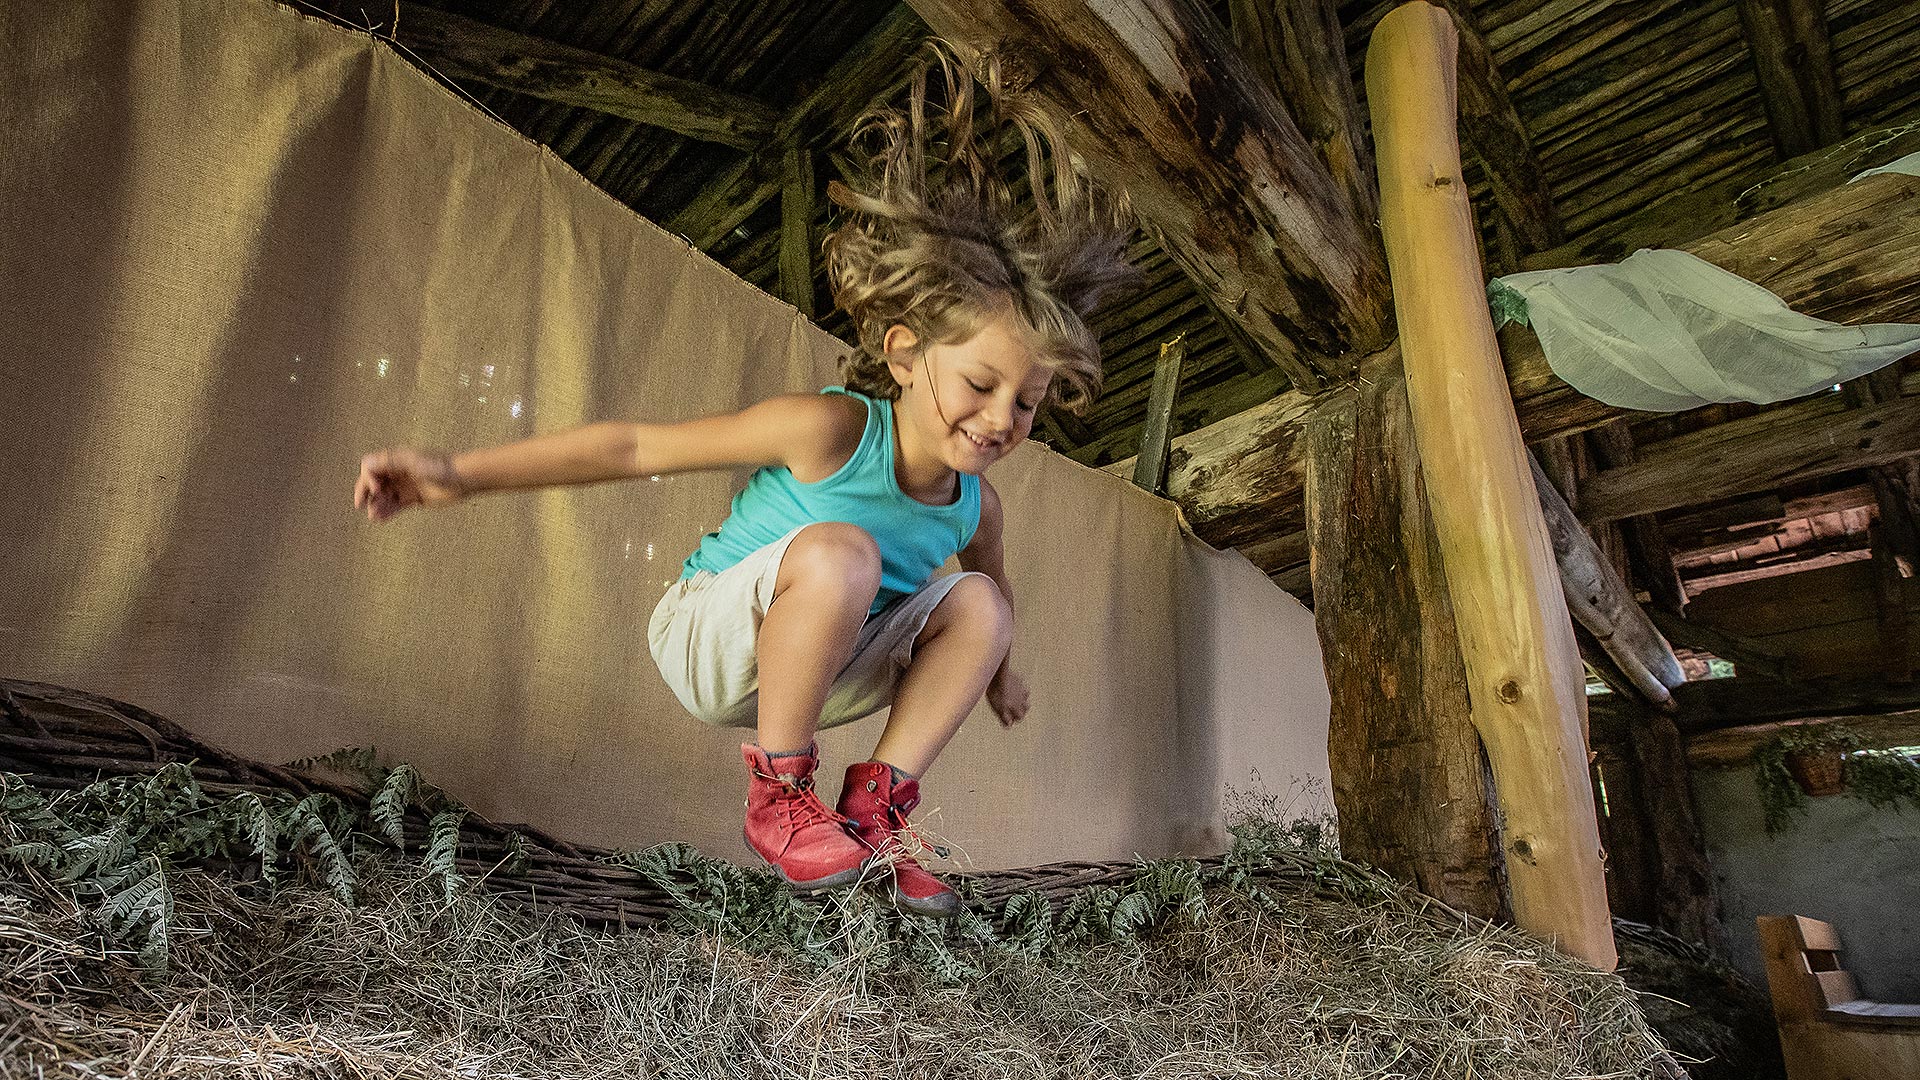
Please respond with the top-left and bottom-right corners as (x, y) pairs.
(2, 827), (1688, 1079)
(0, 680), (1698, 1079)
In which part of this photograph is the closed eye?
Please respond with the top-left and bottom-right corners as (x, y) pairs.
(966, 380), (991, 393)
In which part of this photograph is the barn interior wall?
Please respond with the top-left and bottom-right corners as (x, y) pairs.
(0, 0), (1333, 868)
(1691, 764), (1920, 1001)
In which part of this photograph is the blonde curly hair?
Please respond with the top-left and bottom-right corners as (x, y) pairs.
(823, 46), (1137, 416)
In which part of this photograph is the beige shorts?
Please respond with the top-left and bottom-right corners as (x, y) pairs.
(649, 526), (982, 729)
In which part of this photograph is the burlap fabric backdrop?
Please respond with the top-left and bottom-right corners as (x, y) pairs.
(0, 0), (1332, 867)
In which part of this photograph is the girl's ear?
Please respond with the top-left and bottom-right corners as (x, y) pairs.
(882, 324), (921, 388)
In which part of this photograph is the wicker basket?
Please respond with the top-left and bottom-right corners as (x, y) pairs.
(1785, 748), (1848, 797)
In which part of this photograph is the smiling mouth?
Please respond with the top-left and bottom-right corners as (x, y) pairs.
(961, 430), (1002, 452)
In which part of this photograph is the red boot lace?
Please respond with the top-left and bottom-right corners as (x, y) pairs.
(755, 769), (856, 833)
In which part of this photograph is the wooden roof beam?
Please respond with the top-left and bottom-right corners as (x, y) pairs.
(393, 4), (779, 149)
(1225, 0), (1377, 234)
(1576, 391), (1920, 524)
(905, 0), (1392, 391)
(1736, 0), (1847, 160)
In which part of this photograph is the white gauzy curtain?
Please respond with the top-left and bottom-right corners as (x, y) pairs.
(1496, 248), (1920, 412)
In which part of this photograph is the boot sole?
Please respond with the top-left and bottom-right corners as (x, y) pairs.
(866, 878), (962, 919)
(745, 829), (876, 894)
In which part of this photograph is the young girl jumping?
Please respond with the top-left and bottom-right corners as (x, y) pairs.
(352, 57), (1133, 918)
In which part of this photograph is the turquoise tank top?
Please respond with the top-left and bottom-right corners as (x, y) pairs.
(680, 387), (983, 615)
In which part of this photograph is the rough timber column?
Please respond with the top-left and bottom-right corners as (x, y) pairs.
(1366, 2), (1614, 967)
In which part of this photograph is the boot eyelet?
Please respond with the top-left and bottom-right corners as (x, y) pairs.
(866, 780), (878, 792)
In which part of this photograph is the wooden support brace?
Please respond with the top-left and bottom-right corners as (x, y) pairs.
(1131, 336), (1188, 495)
(1368, 1), (1614, 967)
(1531, 451), (1685, 712)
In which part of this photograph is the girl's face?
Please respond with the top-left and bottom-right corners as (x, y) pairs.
(885, 312), (1056, 477)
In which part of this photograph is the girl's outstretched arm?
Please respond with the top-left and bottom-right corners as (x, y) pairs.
(354, 394), (863, 522)
(958, 480), (1029, 727)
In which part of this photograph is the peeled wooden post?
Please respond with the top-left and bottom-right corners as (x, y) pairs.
(1366, 1), (1615, 968)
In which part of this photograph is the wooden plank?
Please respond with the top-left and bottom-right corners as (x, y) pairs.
(1131, 337), (1188, 494)
(1647, 606), (1792, 680)
(778, 143), (816, 318)
(1369, 1), (1613, 968)
(905, 0), (1392, 388)
(393, 4), (778, 149)
(1687, 560), (1882, 637)
(1577, 395), (1920, 524)
(1736, 0), (1847, 159)
(1673, 669), (1920, 734)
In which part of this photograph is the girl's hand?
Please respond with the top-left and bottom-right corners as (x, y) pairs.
(354, 447), (466, 522)
(986, 669), (1029, 728)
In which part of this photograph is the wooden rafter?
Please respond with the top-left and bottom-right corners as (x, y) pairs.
(905, 0), (1391, 390)
(393, 4), (778, 149)
(1526, 118), (1920, 270)
(1440, 0), (1564, 252)
(665, 5), (927, 250)
(778, 144), (816, 317)
(1736, 0), (1847, 160)
(1225, 0), (1377, 229)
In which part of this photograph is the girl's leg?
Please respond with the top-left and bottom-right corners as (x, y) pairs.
(756, 522), (883, 753)
(869, 573), (1013, 776)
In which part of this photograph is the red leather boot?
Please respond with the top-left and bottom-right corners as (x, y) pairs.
(837, 761), (961, 918)
(741, 743), (874, 892)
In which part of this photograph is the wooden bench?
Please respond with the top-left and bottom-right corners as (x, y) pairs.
(1756, 914), (1920, 1080)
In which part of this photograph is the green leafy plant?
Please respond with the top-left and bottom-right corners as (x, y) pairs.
(0, 751), (471, 971)
(1846, 745), (1920, 816)
(1753, 724), (1920, 834)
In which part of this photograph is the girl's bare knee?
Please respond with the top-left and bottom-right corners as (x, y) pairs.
(777, 522), (883, 601)
(922, 573), (1012, 651)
